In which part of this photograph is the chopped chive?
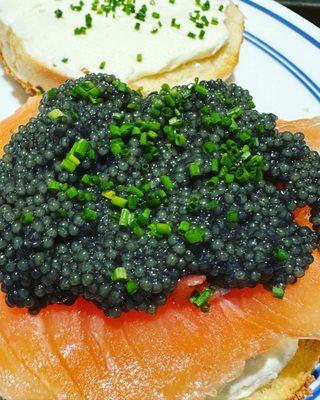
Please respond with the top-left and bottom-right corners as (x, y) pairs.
(137, 208), (151, 226)
(190, 285), (216, 308)
(55, 9), (63, 18)
(133, 225), (144, 237)
(85, 13), (93, 28)
(219, 4), (224, 11)
(110, 267), (127, 281)
(171, 18), (181, 28)
(47, 109), (67, 122)
(99, 61), (106, 70)
(66, 186), (79, 199)
(101, 180), (114, 190)
(206, 199), (218, 210)
(111, 196), (128, 208)
(81, 174), (91, 185)
(60, 158), (77, 173)
(178, 220), (190, 232)
(135, 22), (141, 30)
(21, 213), (35, 224)
(203, 141), (217, 153)
(273, 248), (290, 261)
(119, 208), (133, 226)
(160, 175), (174, 191)
(194, 82), (208, 96)
(189, 161), (201, 177)
(211, 158), (219, 172)
(184, 227), (205, 244)
(73, 139), (89, 160)
(199, 30), (205, 39)
(226, 209), (239, 223)
(81, 208), (98, 221)
(175, 134), (187, 147)
(128, 186), (144, 198)
(137, 53), (143, 62)
(207, 176), (219, 189)
(187, 32), (196, 39)
(47, 88), (58, 100)
(152, 11), (160, 19)
(211, 17), (218, 25)
(61, 58), (69, 64)
(272, 286), (285, 299)
(127, 195), (139, 210)
(47, 180), (64, 191)
(126, 279), (138, 294)
(74, 26), (87, 35)
(57, 209), (69, 218)
(148, 222), (172, 237)
(102, 190), (116, 199)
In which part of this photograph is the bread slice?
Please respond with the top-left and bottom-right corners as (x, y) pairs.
(244, 340), (320, 400)
(0, 3), (244, 94)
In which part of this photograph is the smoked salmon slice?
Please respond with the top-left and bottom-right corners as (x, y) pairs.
(0, 102), (320, 399)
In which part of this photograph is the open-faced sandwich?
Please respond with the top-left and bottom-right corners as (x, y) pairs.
(0, 74), (320, 399)
(0, 0), (244, 93)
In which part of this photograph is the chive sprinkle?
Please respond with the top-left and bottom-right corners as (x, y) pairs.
(110, 267), (127, 281)
(190, 285), (216, 310)
(54, 9), (63, 18)
(136, 53), (143, 62)
(189, 161), (201, 177)
(160, 175), (174, 191)
(21, 213), (35, 225)
(47, 109), (67, 122)
(272, 286), (285, 299)
(273, 248), (290, 261)
(184, 227), (205, 244)
(81, 208), (98, 221)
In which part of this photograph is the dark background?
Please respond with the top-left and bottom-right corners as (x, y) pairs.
(278, 0), (320, 26)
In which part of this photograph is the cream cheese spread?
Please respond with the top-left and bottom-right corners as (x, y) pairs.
(0, 0), (230, 82)
(214, 339), (299, 400)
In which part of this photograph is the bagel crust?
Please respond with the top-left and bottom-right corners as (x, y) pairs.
(244, 340), (320, 400)
(0, 3), (244, 94)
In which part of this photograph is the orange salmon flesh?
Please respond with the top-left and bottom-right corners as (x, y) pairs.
(0, 98), (320, 399)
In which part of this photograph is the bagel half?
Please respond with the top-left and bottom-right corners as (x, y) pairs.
(0, 3), (244, 94)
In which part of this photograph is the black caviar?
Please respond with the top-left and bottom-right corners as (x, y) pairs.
(0, 74), (319, 317)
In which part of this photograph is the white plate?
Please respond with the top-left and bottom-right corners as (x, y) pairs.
(0, 0), (319, 398)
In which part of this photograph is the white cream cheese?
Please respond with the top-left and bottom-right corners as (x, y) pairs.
(0, 0), (230, 83)
(213, 339), (299, 400)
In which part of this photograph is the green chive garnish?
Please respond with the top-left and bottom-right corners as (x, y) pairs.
(273, 248), (290, 261)
(189, 161), (201, 177)
(110, 267), (127, 281)
(81, 208), (98, 221)
(126, 280), (138, 294)
(226, 209), (239, 223)
(111, 196), (128, 208)
(119, 208), (134, 227)
(66, 186), (79, 199)
(178, 220), (190, 233)
(47, 109), (67, 122)
(184, 227), (205, 244)
(272, 286), (285, 299)
(21, 213), (35, 225)
(190, 285), (216, 311)
(137, 53), (143, 62)
(55, 9), (63, 18)
(160, 175), (174, 191)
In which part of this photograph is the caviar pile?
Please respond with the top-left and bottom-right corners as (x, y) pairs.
(0, 74), (319, 317)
